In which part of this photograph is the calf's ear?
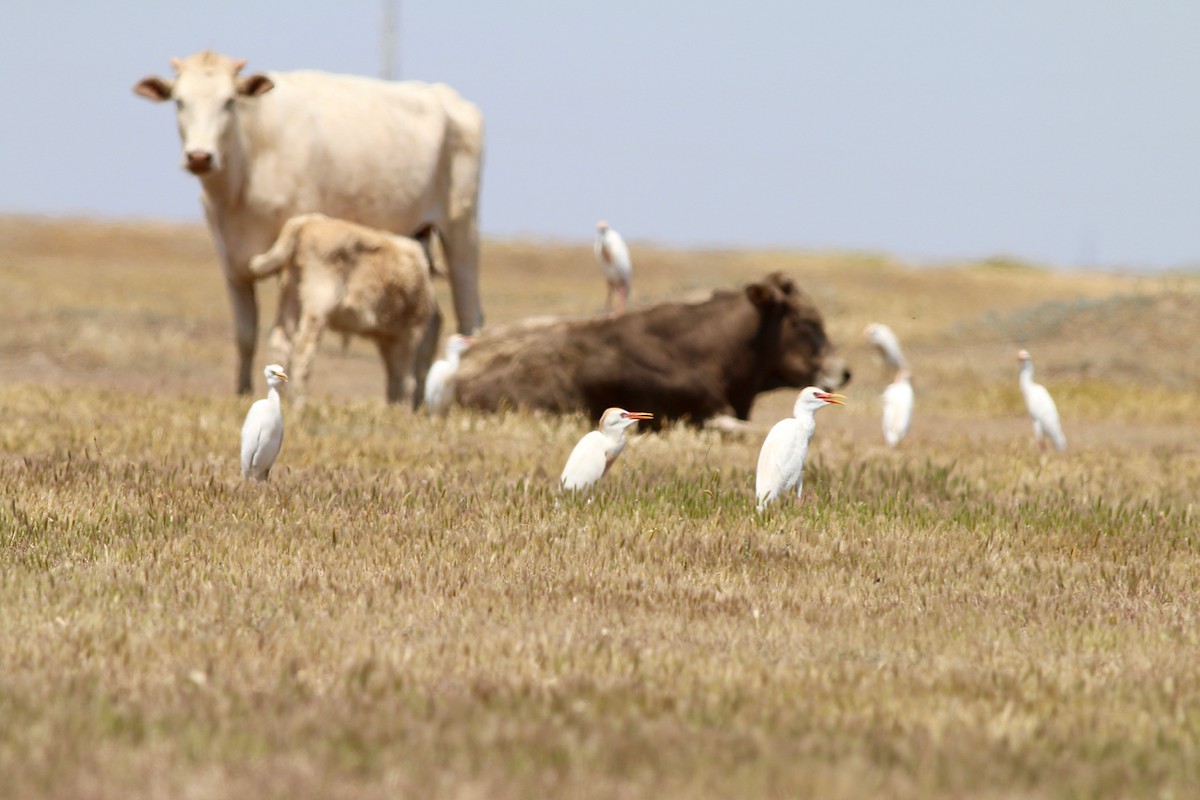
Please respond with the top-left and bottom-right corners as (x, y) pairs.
(133, 76), (173, 102)
(238, 73), (276, 98)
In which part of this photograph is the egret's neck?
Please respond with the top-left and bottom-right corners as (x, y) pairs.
(792, 409), (818, 436)
(1019, 360), (1035, 387)
(267, 384), (283, 408)
(602, 428), (628, 453)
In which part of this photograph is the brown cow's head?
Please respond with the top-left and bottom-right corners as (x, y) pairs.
(746, 272), (851, 394)
(134, 51), (275, 176)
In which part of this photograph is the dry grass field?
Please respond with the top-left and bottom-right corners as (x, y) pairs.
(1, 216), (1199, 799)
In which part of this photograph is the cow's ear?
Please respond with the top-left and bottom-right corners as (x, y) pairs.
(238, 73), (275, 98)
(746, 281), (781, 309)
(133, 76), (173, 102)
(777, 274), (797, 295)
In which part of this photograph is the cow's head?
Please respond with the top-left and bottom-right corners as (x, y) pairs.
(746, 272), (851, 393)
(134, 51), (275, 176)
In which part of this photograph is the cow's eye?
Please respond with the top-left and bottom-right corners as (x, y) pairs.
(175, 98), (185, 110)
(223, 98), (235, 111)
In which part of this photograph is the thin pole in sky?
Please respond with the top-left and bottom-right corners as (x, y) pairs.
(380, 0), (400, 80)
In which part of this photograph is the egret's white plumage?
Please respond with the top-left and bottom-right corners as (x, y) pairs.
(881, 370), (914, 447)
(423, 334), (473, 414)
(864, 322), (907, 371)
(755, 387), (845, 512)
(241, 364), (288, 481)
(594, 221), (633, 315)
(1017, 349), (1066, 452)
(561, 407), (653, 492)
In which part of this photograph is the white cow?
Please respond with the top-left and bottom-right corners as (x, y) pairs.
(134, 51), (484, 396)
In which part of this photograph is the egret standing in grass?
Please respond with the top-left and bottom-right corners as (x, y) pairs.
(755, 387), (845, 512)
(241, 364), (288, 481)
(1017, 349), (1066, 452)
(561, 407), (654, 493)
(424, 334), (472, 415)
(594, 220), (633, 316)
(864, 322), (908, 371)
(881, 369), (914, 447)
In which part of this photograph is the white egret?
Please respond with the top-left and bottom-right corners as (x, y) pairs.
(864, 322), (907, 371)
(1017, 349), (1066, 452)
(594, 221), (633, 315)
(561, 407), (654, 492)
(881, 370), (914, 447)
(755, 387), (845, 512)
(423, 334), (473, 415)
(240, 364), (288, 481)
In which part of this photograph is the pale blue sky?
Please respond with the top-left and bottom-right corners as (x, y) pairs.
(2, 1), (1198, 270)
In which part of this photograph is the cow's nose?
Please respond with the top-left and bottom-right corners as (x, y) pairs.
(185, 150), (214, 174)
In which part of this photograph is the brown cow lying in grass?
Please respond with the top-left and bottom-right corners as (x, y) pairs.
(249, 213), (442, 407)
(453, 272), (851, 429)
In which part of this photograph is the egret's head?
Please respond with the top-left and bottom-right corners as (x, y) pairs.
(446, 334), (473, 358)
(1016, 349), (1032, 363)
(596, 220), (609, 233)
(864, 322), (886, 343)
(794, 386), (846, 415)
(263, 364), (288, 385)
(599, 407), (653, 434)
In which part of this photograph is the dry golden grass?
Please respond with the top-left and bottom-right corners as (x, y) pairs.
(1, 216), (1199, 799)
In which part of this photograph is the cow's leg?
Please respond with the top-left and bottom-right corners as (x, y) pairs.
(410, 306), (442, 410)
(377, 334), (417, 405)
(226, 279), (258, 395)
(290, 313), (327, 408)
(443, 214), (482, 335)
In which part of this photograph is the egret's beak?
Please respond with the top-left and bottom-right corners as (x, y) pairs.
(817, 392), (846, 405)
(275, 371), (289, 382)
(623, 411), (654, 420)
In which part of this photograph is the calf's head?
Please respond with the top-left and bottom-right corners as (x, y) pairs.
(134, 51), (275, 176)
(747, 272), (851, 393)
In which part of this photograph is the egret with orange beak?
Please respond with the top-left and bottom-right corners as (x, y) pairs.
(755, 387), (845, 512)
(241, 363), (288, 481)
(561, 407), (654, 492)
(1017, 349), (1066, 452)
(594, 220), (633, 315)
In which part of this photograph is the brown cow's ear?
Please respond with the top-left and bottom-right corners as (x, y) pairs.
(133, 76), (173, 102)
(746, 281), (781, 309)
(238, 74), (275, 97)
(777, 274), (796, 295)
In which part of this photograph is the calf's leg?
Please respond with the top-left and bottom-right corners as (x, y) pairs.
(409, 306), (442, 410)
(377, 334), (417, 405)
(289, 313), (327, 408)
